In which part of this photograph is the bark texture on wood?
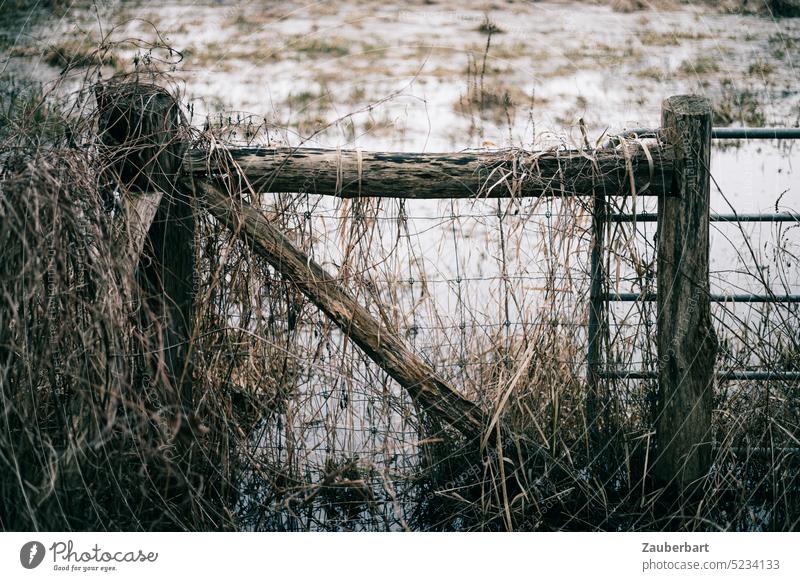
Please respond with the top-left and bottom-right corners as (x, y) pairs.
(655, 95), (718, 492)
(97, 82), (195, 413)
(186, 144), (672, 199)
(186, 177), (485, 439)
(115, 192), (163, 264)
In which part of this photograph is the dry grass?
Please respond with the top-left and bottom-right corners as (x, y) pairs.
(0, 82), (233, 531)
(712, 80), (766, 126)
(635, 67), (668, 82)
(453, 30), (531, 132)
(637, 30), (709, 46)
(678, 56), (721, 77)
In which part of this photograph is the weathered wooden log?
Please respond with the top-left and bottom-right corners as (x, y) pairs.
(97, 82), (196, 413)
(654, 95), (718, 492)
(185, 177), (485, 439)
(185, 143), (672, 199)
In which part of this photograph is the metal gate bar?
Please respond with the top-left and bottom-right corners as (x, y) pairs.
(603, 292), (800, 303)
(609, 212), (800, 223)
(599, 370), (800, 381)
(614, 127), (800, 140)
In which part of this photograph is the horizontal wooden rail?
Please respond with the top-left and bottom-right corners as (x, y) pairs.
(185, 144), (673, 199)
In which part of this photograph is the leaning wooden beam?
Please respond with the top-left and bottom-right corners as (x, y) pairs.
(186, 143), (672, 199)
(185, 177), (485, 439)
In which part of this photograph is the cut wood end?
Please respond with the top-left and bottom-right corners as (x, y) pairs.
(662, 95), (712, 117)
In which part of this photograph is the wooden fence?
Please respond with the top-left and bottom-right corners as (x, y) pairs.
(100, 82), (719, 496)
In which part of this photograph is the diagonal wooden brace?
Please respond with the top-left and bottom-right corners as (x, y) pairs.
(184, 177), (485, 439)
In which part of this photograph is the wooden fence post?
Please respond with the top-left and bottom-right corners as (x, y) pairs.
(97, 82), (195, 415)
(655, 95), (718, 493)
